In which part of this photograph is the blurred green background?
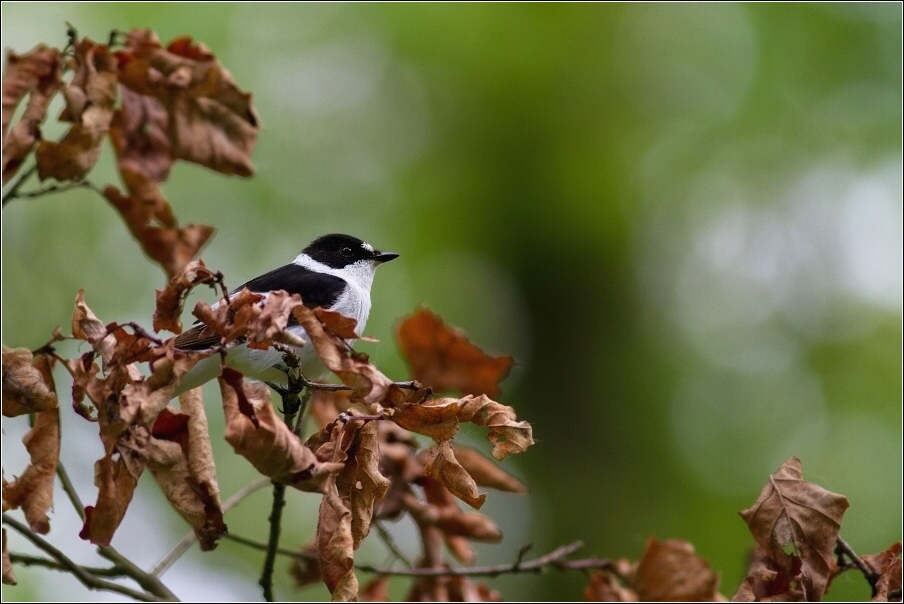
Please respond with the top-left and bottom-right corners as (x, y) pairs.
(2, 3), (901, 601)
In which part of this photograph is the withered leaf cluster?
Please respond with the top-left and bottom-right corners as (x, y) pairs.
(584, 458), (902, 603)
(584, 537), (723, 602)
(2, 261), (534, 599)
(2, 28), (260, 277)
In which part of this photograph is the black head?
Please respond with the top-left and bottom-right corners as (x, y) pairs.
(303, 233), (399, 269)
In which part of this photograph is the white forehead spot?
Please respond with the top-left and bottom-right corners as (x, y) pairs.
(362, 242), (374, 253)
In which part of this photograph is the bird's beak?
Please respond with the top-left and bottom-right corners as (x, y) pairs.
(374, 251), (399, 264)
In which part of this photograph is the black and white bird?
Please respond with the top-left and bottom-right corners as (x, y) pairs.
(172, 233), (398, 396)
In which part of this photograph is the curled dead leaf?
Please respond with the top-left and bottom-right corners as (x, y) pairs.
(318, 481), (358, 601)
(397, 308), (513, 397)
(585, 570), (638, 602)
(633, 538), (723, 602)
(421, 441), (486, 510)
(147, 403), (225, 551)
(116, 29), (260, 177)
(35, 39), (117, 182)
(739, 457), (849, 601)
(1, 45), (62, 183)
(138, 224), (215, 280)
(448, 442), (527, 494)
(80, 449), (141, 546)
(109, 86), (172, 184)
(334, 420), (391, 548)
(220, 370), (340, 491)
(2, 529), (14, 586)
(153, 259), (221, 334)
(862, 542), (902, 603)
(2, 406), (60, 535)
(391, 394), (534, 460)
(2, 347), (58, 416)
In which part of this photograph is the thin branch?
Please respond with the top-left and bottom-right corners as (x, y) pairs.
(2, 164), (38, 207)
(835, 536), (881, 595)
(97, 545), (178, 600)
(56, 462), (86, 521)
(259, 482), (287, 602)
(9, 553), (126, 578)
(151, 477), (271, 577)
(56, 461), (177, 600)
(3, 514), (174, 602)
(12, 180), (96, 200)
(228, 535), (604, 579)
(259, 368), (306, 602)
(374, 520), (413, 568)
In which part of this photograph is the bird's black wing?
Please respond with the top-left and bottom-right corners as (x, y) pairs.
(236, 263), (347, 309)
(174, 264), (348, 351)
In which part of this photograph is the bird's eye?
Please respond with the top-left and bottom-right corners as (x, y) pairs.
(340, 246), (353, 257)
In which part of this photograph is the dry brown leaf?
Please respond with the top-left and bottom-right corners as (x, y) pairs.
(138, 224), (215, 280)
(360, 575), (390, 602)
(415, 482), (501, 543)
(633, 538), (723, 602)
(396, 308), (513, 397)
(178, 388), (220, 509)
(153, 259), (221, 334)
(862, 542), (903, 603)
(2, 347), (58, 416)
(449, 442), (528, 494)
(289, 541), (322, 588)
(2, 529), (15, 586)
(35, 39), (117, 182)
(739, 457), (849, 601)
(2, 406), (60, 535)
(373, 422), (421, 522)
(421, 441), (486, 510)
(585, 570), (638, 601)
(245, 290), (308, 349)
(391, 394), (534, 460)
(1, 45), (62, 183)
(147, 404), (225, 550)
(80, 449), (141, 546)
(191, 288), (264, 347)
(104, 165), (212, 279)
(335, 419), (391, 548)
(71, 289), (121, 369)
(292, 303), (419, 409)
(733, 546), (803, 602)
(109, 86), (172, 184)
(104, 170), (175, 242)
(220, 370), (340, 491)
(116, 29), (259, 177)
(69, 296), (211, 545)
(318, 479), (358, 601)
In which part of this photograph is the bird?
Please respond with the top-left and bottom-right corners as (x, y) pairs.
(171, 233), (398, 396)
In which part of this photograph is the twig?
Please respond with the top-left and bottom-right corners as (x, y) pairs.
(374, 520), (413, 568)
(835, 536), (881, 594)
(151, 477), (271, 577)
(226, 533), (311, 560)
(56, 462), (178, 600)
(9, 553), (127, 578)
(2, 164), (38, 207)
(3, 514), (174, 602)
(228, 535), (603, 579)
(259, 367), (307, 602)
(12, 180), (96, 200)
(56, 460), (86, 521)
